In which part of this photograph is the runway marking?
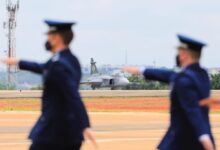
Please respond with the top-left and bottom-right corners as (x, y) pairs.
(1, 136), (220, 146)
(0, 111), (219, 117)
(0, 112), (40, 115)
(0, 119), (35, 122)
(98, 137), (160, 142)
(0, 137), (161, 146)
(0, 141), (30, 146)
(89, 112), (170, 116)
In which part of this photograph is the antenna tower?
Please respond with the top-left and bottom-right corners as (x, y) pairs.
(3, 0), (19, 89)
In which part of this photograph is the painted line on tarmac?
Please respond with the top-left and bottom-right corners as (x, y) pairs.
(0, 112), (219, 117)
(98, 137), (159, 142)
(0, 112), (167, 115)
(0, 111), (40, 114)
(0, 119), (35, 122)
(0, 137), (159, 146)
(0, 141), (30, 146)
(0, 136), (219, 146)
(89, 112), (170, 116)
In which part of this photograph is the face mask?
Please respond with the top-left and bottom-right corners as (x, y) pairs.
(176, 55), (181, 67)
(45, 41), (53, 51)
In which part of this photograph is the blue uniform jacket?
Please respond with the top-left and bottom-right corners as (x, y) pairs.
(143, 63), (215, 150)
(19, 49), (90, 144)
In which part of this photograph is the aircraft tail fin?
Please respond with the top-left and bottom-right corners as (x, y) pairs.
(90, 58), (98, 75)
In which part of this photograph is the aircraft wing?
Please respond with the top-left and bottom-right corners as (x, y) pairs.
(100, 75), (113, 80)
(80, 78), (103, 85)
(80, 75), (113, 85)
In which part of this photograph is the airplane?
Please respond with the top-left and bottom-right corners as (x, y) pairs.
(81, 58), (130, 90)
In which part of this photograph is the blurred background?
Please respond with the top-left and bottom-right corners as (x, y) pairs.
(0, 0), (220, 90)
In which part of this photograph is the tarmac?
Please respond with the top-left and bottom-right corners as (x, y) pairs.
(0, 90), (220, 98)
(0, 112), (219, 150)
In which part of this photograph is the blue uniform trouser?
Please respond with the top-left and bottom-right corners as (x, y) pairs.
(29, 141), (82, 150)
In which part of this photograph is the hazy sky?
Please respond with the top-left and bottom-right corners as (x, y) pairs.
(0, 0), (220, 68)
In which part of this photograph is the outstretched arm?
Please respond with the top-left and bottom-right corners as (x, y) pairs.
(1, 58), (44, 74)
(123, 66), (175, 83)
(19, 61), (44, 74)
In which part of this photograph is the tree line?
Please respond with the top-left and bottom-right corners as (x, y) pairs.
(0, 74), (220, 90)
(125, 74), (220, 90)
